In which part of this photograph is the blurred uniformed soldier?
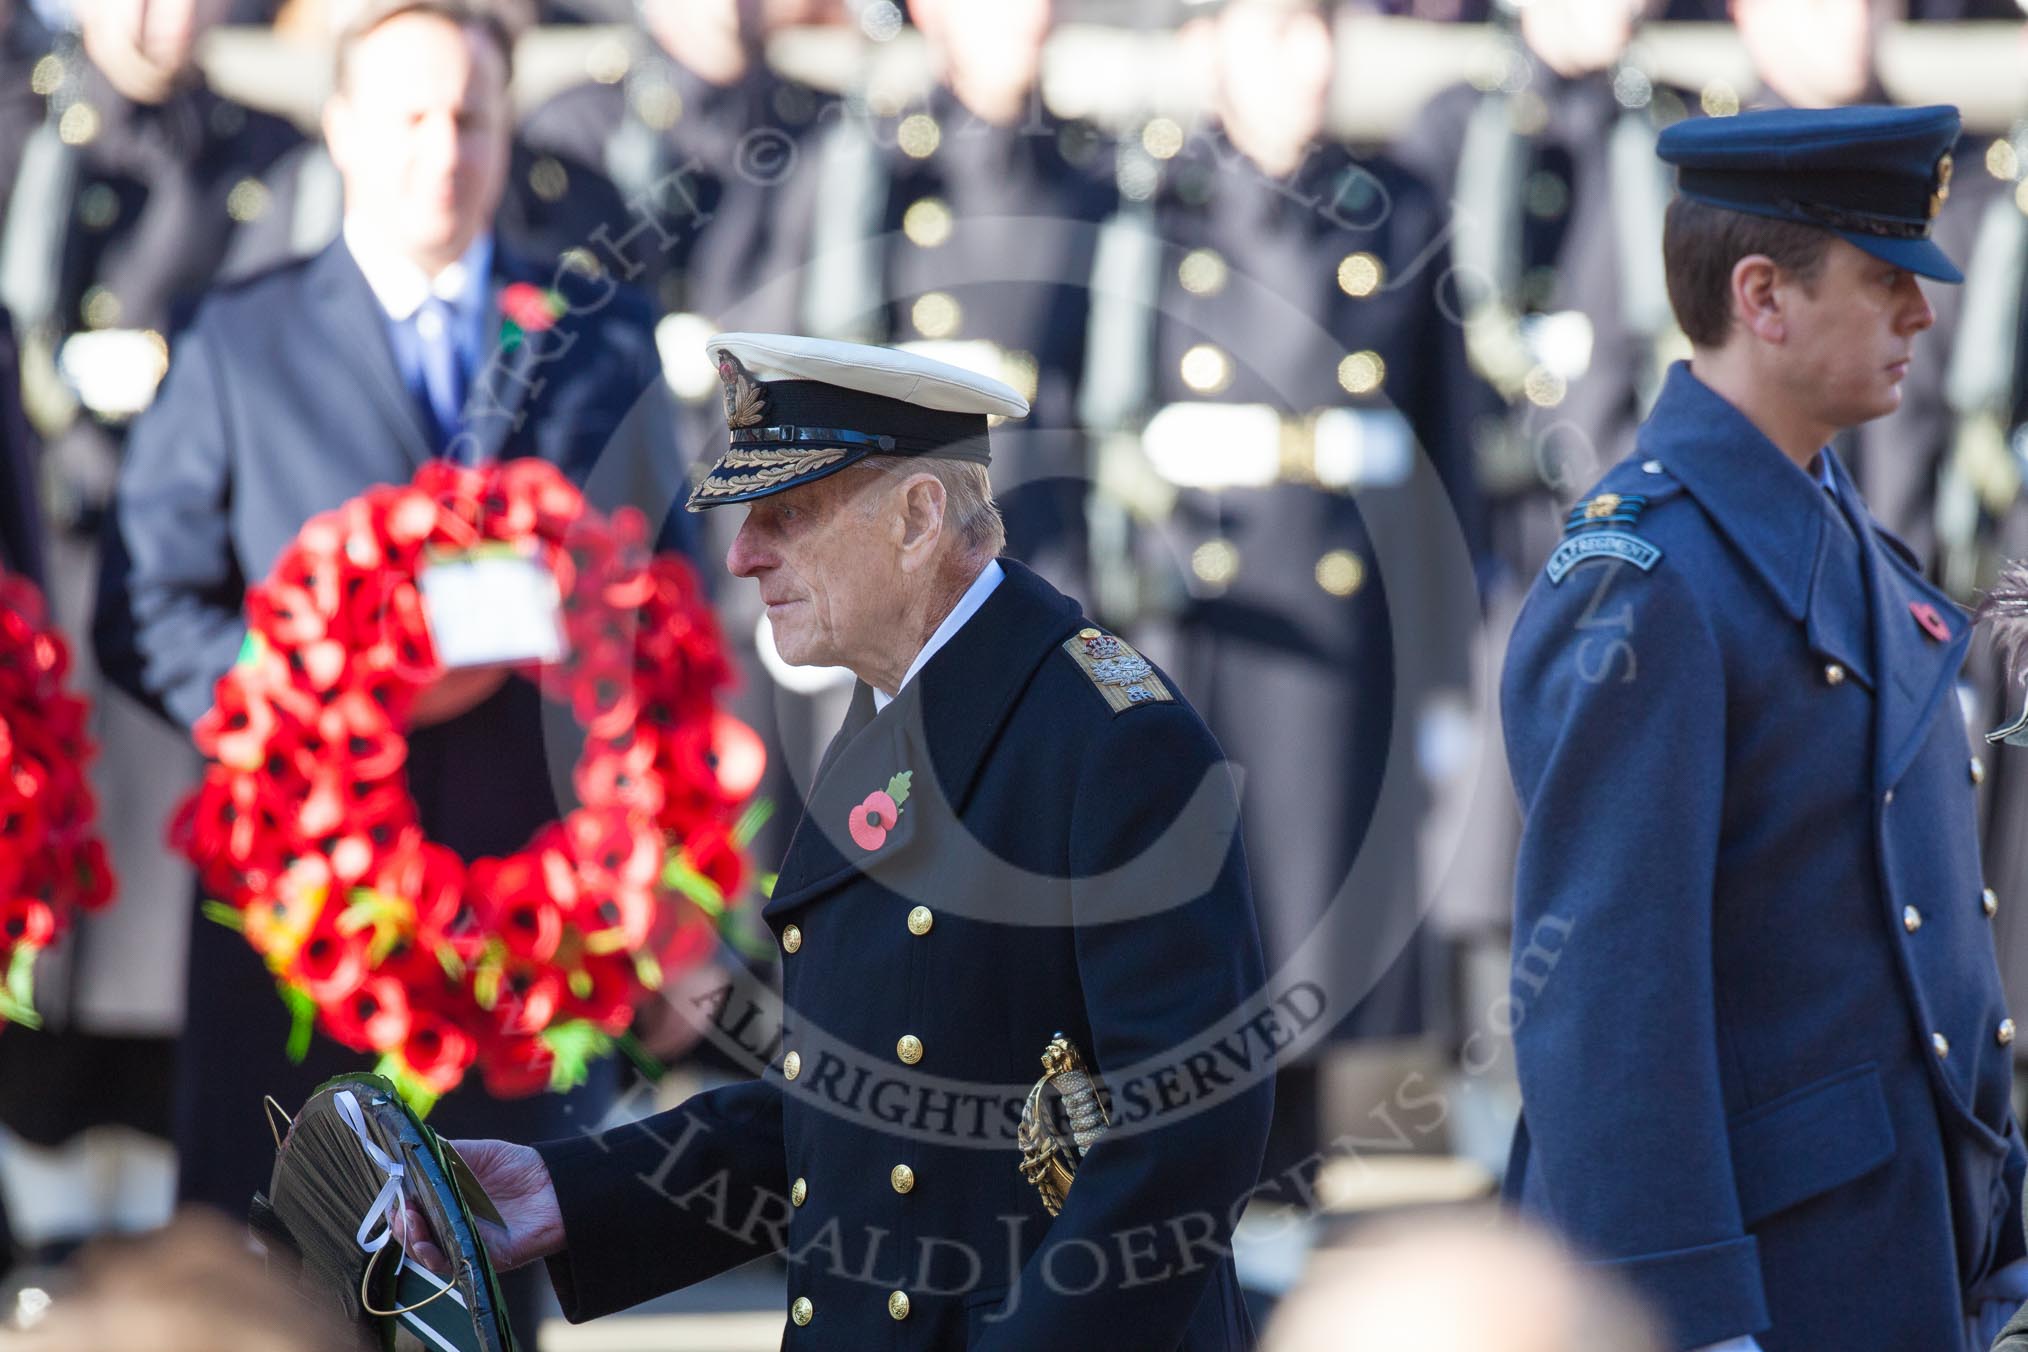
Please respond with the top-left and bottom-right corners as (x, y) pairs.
(1097, 0), (1488, 1172)
(423, 331), (1274, 1351)
(0, 0), (299, 1261)
(1390, 2), (1684, 1045)
(1395, 0), (1684, 579)
(1504, 105), (2026, 1351)
(780, 0), (1114, 596)
(514, 0), (842, 365)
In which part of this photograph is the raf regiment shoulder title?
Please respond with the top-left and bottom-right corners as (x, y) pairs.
(1545, 492), (1664, 586)
(1062, 627), (1172, 713)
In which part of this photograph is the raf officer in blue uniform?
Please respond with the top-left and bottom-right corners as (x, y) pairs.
(1502, 106), (2027, 1351)
(416, 334), (1275, 1350)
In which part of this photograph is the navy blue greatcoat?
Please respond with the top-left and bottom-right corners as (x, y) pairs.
(91, 238), (687, 1253)
(535, 560), (1274, 1350)
(1502, 364), (2026, 1351)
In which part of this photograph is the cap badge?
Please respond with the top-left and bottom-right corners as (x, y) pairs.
(1930, 152), (1953, 220)
(714, 349), (769, 429)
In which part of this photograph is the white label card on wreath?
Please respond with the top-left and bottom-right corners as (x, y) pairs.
(417, 543), (567, 668)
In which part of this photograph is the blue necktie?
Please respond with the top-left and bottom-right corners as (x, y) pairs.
(411, 295), (469, 460)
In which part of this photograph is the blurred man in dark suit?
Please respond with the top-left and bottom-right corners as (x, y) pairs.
(94, 0), (687, 1339)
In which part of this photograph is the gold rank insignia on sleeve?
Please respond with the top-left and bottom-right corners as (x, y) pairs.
(1062, 627), (1173, 712)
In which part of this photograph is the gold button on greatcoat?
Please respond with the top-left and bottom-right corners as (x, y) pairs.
(782, 924), (802, 954)
(888, 1291), (911, 1321)
(891, 1164), (915, 1194)
(1986, 887), (2001, 917)
(907, 906), (934, 936)
(791, 1177), (807, 1206)
(1904, 905), (1922, 933)
(1933, 1032), (1951, 1058)
(783, 1050), (801, 1080)
(1823, 663), (1846, 686)
(1972, 756), (1987, 785)
(896, 1035), (924, 1065)
(2000, 1019), (2017, 1047)
(792, 1296), (813, 1326)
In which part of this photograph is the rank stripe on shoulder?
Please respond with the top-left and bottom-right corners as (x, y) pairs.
(1062, 627), (1173, 713)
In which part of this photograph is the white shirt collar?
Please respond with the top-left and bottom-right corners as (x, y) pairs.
(873, 560), (1004, 712)
(342, 218), (493, 324)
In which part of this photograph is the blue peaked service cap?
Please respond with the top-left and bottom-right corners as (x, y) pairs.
(1656, 104), (1964, 284)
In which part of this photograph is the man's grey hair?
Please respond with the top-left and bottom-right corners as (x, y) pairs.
(859, 455), (1006, 559)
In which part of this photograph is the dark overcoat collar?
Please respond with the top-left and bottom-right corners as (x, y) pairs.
(1642, 362), (1967, 788)
(765, 559), (1083, 918)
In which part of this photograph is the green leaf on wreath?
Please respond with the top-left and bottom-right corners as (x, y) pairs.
(232, 630), (268, 669)
(633, 954), (662, 991)
(615, 1032), (666, 1083)
(473, 962), (501, 1012)
(662, 856), (726, 918)
(435, 944), (465, 980)
(886, 770), (912, 808)
(759, 871), (776, 899)
(200, 900), (245, 932)
(280, 983), (318, 1064)
(1, 947), (41, 1028)
(732, 798), (775, 848)
(374, 1052), (440, 1120)
(568, 968), (594, 999)
(541, 1020), (612, 1094)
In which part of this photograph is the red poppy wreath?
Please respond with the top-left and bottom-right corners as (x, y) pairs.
(175, 459), (766, 1109)
(0, 572), (115, 1029)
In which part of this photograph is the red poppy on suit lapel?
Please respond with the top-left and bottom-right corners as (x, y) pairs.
(497, 282), (565, 350)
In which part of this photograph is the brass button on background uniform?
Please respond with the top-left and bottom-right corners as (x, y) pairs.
(783, 1051), (801, 1080)
(890, 1164), (915, 1194)
(2000, 1019), (2017, 1047)
(1933, 1032), (1951, 1058)
(907, 906), (934, 936)
(1903, 905), (1922, 933)
(896, 1035), (924, 1065)
(790, 1177), (807, 1206)
(888, 1291), (911, 1321)
(1985, 887), (2001, 917)
(1823, 663), (1846, 686)
(782, 924), (802, 954)
(1972, 756), (1987, 785)
(792, 1297), (813, 1326)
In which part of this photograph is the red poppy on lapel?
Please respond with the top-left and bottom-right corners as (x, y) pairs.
(850, 771), (914, 853)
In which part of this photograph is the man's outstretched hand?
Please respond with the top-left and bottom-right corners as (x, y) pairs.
(400, 1139), (563, 1275)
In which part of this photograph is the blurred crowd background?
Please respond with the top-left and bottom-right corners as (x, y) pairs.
(9, 0), (2028, 1345)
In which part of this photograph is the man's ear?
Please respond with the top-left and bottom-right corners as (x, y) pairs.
(894, 474), (947, 573)
(321, 95), (351, 175)
(1731, 254), (1786, 345)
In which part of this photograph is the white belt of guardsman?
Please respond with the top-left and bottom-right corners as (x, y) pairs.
(1140, 401), (1416, 492)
